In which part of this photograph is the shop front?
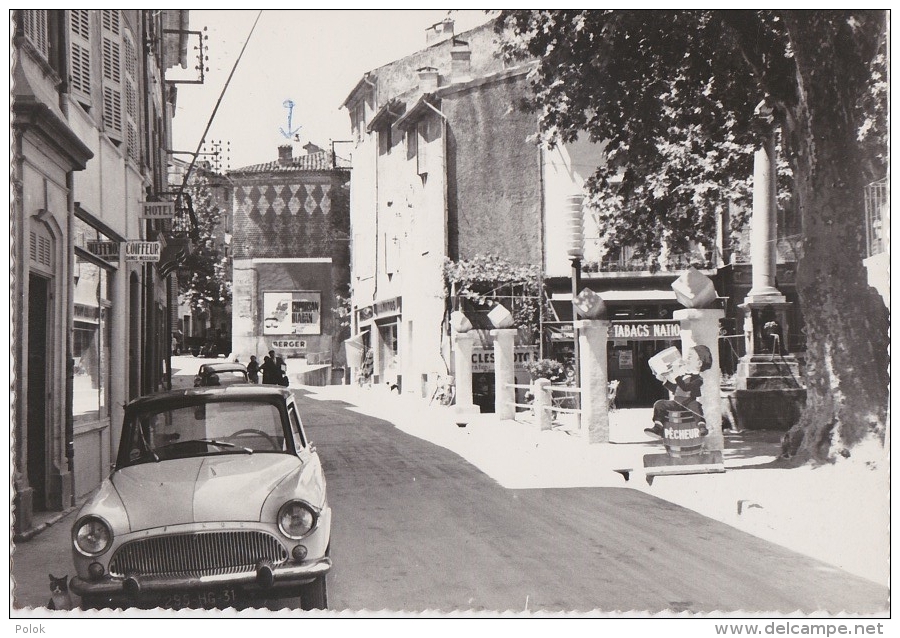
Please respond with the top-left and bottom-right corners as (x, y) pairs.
(354, 296), (401, 387)
(546, 291), (684, 407)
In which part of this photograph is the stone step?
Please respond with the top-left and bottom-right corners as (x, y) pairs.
(737, 361), (803, 377)
(736, 375), (803, 390)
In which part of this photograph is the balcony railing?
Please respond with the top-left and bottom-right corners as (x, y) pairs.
(583, 250), (715, 273)
(865, 178), (887, 257)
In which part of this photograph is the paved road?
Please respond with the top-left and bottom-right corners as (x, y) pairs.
(298, 390), (888, 615)
(9, 378), (889, 615)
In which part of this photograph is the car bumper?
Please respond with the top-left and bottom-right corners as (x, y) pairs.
(71, 556), (331, 597)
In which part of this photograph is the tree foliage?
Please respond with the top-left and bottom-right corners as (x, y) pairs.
(177, 173), (232, 314)
(497, 10), (889, 463)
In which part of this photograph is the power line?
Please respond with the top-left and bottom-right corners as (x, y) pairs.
(178, 10), (262, 196)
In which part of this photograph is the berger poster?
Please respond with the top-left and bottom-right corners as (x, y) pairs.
(263, 291), (321, 335)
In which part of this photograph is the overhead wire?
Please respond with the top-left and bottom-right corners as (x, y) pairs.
(177, 10), (263, 205)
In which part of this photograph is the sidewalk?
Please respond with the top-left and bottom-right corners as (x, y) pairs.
(302, 383), (890, 588)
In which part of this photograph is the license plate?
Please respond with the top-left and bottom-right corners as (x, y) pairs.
(160, 588), (240, 609)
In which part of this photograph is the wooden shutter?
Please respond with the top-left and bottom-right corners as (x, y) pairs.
(123, 31), (140, 162)
(101, 9), (123, 140)
(22, 10), (49, 59)
(68, 10), (92, 105)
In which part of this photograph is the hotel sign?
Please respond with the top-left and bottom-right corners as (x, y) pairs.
(124, 241), (161, 262)
(140, 201), (176, 219)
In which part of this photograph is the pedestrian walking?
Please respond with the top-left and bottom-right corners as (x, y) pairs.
(261, 350), (279, 384)
(247, 355), (260, 383)
(275, 353), (289, 387)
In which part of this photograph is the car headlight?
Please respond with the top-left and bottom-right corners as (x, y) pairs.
(277, 501), (318, 539)
(73, 515), (113, 557)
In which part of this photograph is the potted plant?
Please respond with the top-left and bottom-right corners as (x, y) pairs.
(525, 358), (566, 384)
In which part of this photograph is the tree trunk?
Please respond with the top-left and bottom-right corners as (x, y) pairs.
(778, 15), (889, 462)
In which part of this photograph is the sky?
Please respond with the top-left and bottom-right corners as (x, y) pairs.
(170, 9), (496, 171)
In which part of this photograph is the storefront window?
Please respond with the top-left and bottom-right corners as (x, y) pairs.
(73, 255), (111, 423)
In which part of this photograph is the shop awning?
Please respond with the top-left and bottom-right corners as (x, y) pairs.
(548, 290), (678, 323)
(551, 290), (677, 303)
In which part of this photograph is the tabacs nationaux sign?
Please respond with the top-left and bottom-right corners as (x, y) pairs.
(86, 241), (120, 261)
(124, 241), (161, 262)
(611, 321), (681, 341)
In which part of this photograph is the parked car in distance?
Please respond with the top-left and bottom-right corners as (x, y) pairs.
(70, 386), (332, 610)
(194, 362), (249, 387)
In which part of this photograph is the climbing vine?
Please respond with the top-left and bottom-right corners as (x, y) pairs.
(442, 254), (546, 341)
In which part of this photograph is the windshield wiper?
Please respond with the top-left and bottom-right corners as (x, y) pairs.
(198, 438), (253, 454)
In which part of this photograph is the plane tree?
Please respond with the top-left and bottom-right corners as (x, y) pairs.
(497, 10), (888, 463)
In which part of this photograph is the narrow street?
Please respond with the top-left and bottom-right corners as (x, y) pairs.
(11, 374), (888, 614)
(298, 389), (886, 614)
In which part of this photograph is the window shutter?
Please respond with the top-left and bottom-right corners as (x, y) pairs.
(123, 32), (140, 162)
(69, 10), (92, 105)
(22, 10), (49, 59)
(417, 120), (428, 176)
(100, 9), (123, 140)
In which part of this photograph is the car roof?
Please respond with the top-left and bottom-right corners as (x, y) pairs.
(125, 385), (292, 411)
(200, 362), (248, 373)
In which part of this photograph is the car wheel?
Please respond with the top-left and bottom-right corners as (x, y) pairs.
(298, 576), (327, 610)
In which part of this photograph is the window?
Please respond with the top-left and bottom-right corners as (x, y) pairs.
(353, 101), (366, 144)
(73, 258), (111, 424)
(101, 9), (123, 141)
(123, 31), (140, 162)
(416, 120), (429, 176)
(22, 9), (49, 59)
(68, 10), (92, 107)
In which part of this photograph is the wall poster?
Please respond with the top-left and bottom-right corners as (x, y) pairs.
(263, 291), (321, 335)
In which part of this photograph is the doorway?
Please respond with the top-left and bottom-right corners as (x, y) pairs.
(27, 274), (49, 510)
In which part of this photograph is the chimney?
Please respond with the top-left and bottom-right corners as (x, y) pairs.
(303, 142), (324, 155)
(277, 144), (293, 165)
(417, 66), (440, 93)
(450, 39), (472, 83)
(425, 17), (454, 46)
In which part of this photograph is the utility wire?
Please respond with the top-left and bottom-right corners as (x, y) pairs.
(178, 10), (263, 200)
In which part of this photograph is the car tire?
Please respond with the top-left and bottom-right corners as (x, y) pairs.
(298, 576), (327, 611)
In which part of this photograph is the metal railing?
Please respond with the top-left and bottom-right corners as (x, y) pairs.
(865, 178), (887, 257)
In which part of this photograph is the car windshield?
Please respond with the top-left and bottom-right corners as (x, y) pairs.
(204, 370), (248, 386)
(119, 400), (290, 467)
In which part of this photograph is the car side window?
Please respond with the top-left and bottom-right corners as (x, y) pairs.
(287, 403), (306, 450)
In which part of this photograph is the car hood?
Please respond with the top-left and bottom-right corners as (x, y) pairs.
(111, 454), (301, 530)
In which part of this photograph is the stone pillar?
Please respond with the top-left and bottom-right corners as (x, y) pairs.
(577, 319), (610, 444)
(533, 378), (552, 431)
(491, 328), (516, 420)
(231, 260), (259, 361)
(748, 130), (783, 300)
(674, 308), (725, 452)
(452, 331), (480, 421)
(109, 252), (128, 456)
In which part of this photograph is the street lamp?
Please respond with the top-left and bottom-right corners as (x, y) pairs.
(565, 194), (585, 427)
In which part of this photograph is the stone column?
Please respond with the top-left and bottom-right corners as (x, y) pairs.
(491, 328), (517, 420)
(452, 331), (480, 422)
(674, 308), (725, 452)
(110, 252), (128, 457)
(533, 378), (552, 431)
(748, 129), (783, 300)
(577, 319), (610, 444)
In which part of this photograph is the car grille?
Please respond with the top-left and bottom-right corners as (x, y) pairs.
(109, 531), (289, 578)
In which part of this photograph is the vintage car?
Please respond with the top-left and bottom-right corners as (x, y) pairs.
(70, 386), (332, 610)
(193, 362), (249, 387)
